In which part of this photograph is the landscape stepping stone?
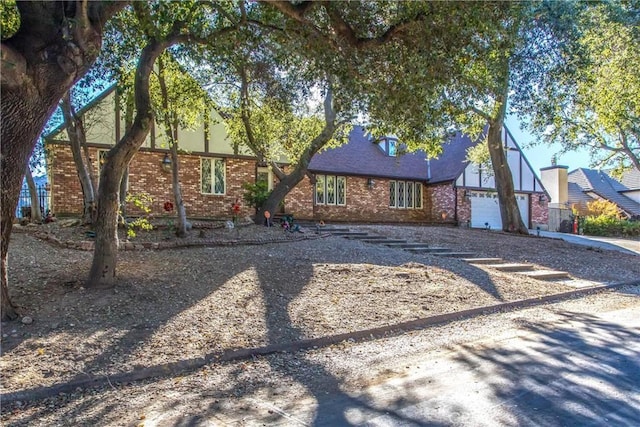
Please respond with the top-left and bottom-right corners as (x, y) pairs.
(386, 243), (432, 248)
(406, 247), (451, 253)
(433, 252), (476, 258)
(463, 258), (504, 264)
(361, 239), (407, 244)
(489, 263), (534, 272)
(518, 270), (570, 280)
(331, 231), (368, 237)
(349, 235), (388, 240)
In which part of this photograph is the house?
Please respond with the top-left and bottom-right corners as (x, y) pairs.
(45, 86), (548, 229)
(540, 165), (640, 231)
(286, 126), (548, 228)
(45, 85), (263, 220)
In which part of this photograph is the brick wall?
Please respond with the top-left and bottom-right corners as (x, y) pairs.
(531, 198), (549, 228)
(455, 188), (471, 225)
(287, 175), (428, 223)
(49, 144), (257, 219)
(49, 142), (550, 226)
(425, 183), (457, 223)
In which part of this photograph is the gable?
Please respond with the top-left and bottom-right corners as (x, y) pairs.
(44, 84), (248, 156)
(454, 126), (545, 193)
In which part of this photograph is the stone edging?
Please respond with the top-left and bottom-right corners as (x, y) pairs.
(29, 231), (333, 252)
(2, 279), (638, 405)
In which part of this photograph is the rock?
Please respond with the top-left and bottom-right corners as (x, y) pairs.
(185, 221), (193, 231)
(58, 218), (82, 227)
(21, 316), (33, 325)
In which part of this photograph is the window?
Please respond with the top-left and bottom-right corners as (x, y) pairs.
(389, 181), (397, 207)
(257, 166), (273, 190)
(97, 149), (108, 170)
(201, 158), (225, 195)
(415, 183), (423, 208)
(378, 137), (398, 156)
(388, 139), (397, 156)
(315, 175), (325, 204)
(315, 174), (346, 206)
(389, 180), (423, 209)
(397, 181), (405, 208)
(336, 176), (346, 205)
(326, 176), (336, 204)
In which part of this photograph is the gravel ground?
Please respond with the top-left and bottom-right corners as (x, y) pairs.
(1, 222), (639, 425)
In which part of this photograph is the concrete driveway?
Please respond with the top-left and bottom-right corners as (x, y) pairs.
(532, 230), (640, 255)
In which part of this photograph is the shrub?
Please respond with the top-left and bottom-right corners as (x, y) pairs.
(123, 192), (154, 239)
(583, 215), (639, 237)
(242, 181), (271, 209)
(586, 199), (620, 218)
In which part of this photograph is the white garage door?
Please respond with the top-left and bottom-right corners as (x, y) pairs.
(470, 192), (529, 229)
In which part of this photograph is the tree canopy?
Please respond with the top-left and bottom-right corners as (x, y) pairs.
(524, 1), (640, 174)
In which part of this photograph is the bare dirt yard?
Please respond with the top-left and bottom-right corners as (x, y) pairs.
(1, 221), (639, 425)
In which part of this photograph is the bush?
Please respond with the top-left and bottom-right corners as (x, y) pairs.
(242, 181), (271, 209)
(582, 215), (639, 237)
(586, 199), (620, 218)
(123, 192), (154, 239)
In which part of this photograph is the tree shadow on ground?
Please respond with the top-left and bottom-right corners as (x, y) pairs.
(452, 311), (640, 426)
(2, 234), (509, 426)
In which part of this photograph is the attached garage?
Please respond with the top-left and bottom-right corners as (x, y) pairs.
(470, 191), (529, 229)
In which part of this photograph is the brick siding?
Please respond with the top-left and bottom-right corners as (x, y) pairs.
(288, 175), (428, 223)
(48, 143), (549, 227)
(49, 144), (258, 220)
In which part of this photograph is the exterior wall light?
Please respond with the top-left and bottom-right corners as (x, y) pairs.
(367, 178), (374, 189)
(161, 153), (172, 172)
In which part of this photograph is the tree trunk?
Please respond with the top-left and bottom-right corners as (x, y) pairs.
(87, 32), (183, 288)
(257, 169), (306, 225)
(0, 1), (126, 320)
(119, 167), (128, 222)
(170, 140), (188, 237)
(487, 121), (529, 234)
(62, 92), (97, 224)
(24, 165), (43, 223)
(246, 83), (338, 226)
(157, 58), (188, 237)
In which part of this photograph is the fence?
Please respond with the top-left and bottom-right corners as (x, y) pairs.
(16, 184), (50, 219)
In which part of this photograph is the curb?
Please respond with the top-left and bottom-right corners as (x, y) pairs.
(25, 230), (332, 252)
(2, 279), (638, 405)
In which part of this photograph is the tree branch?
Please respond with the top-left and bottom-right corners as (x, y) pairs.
(265, 1), (316, 23)
(321, 2), (427, 49)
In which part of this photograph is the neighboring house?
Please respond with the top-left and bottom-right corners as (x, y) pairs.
(619, 167), (640, 205)
(568, 168), (640, 219)
(286, 126), (548, 229)
(45, 86), (548, 228)
(541, 165), (640, 231)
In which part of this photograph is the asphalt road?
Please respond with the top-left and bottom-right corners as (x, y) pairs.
(239, 294), (640, 427)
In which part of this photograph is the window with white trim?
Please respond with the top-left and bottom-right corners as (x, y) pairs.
(201, 158), (225, 195)
(256, 166), (273, 190)
(315, 175), (346, 206)
(389, 180), (423, 209)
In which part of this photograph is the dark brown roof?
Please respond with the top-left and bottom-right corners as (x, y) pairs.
(309, 126), (476, 183)
(308, 127), (429, 181)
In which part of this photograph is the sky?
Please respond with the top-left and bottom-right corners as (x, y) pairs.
(505, 115), (591, 175)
